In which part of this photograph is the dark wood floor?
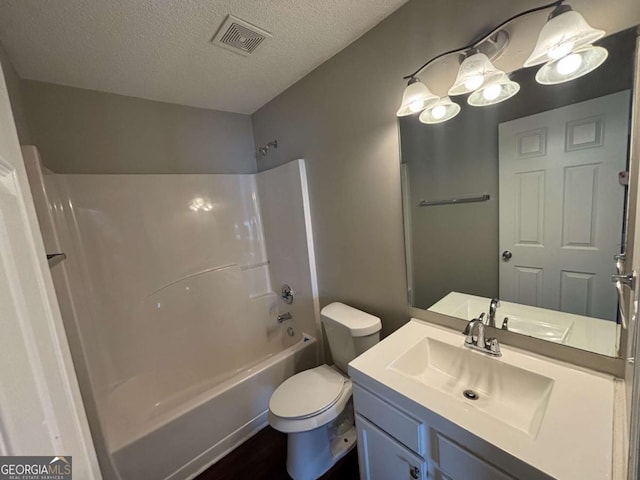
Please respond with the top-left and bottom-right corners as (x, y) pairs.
(196, 426), (360, 480)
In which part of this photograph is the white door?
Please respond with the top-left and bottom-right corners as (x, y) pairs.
(499, 91), (630, 321)
(0, 64), (100, 476)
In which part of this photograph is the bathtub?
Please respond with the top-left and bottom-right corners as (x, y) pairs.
(107, 333), (318, 480)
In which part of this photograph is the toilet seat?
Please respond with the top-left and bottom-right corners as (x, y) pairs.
(268, 365), (352, 433)
(270, 365), (345, 419)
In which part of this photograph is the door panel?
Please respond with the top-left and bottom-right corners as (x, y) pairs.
(499, 90), (631, 321)
(562, 164), (598, 247)
(559, 270), (594, 315)
(515, 171), (545, 246)
(514, 266), (543, 306)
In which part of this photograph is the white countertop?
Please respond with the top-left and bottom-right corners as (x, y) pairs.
(349, 319), (617, 480)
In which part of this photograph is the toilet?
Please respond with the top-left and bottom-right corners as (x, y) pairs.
(268, 302), (381, 480)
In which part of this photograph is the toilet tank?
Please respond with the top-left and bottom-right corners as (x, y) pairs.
(321, 303), (382, 374)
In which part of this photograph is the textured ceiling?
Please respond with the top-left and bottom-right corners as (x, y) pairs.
(0, 0), (408, 114)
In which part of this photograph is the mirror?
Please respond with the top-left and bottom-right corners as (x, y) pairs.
(399, 27), (638, 357)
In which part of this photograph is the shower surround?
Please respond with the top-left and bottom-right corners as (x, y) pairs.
(24, 148), (320, 480)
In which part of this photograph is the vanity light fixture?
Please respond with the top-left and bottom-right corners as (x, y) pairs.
(398, 0), (607, 122)
(525, 4), (607, 84)
(448, 53), (505, 96)
(419, 97), (461, 124)
(467, 73), (520, 107)
(534, 45), (608, 84)
(396, 77), (439, 116)
(524, 5), (605, 61)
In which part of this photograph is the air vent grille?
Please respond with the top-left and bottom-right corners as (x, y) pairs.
(212, 15), (272, 56)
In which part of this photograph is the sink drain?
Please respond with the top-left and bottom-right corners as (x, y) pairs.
(463, 389), (479, 400)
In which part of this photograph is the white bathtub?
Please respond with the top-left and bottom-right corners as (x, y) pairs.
(107, 333), (317, 479)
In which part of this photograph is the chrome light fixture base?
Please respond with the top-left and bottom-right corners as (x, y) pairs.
(460, 30), (510, 64)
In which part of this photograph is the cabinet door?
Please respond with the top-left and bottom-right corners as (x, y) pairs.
(356, 415), (427, 480)
(435, 434), (516, 480)
(434, 471), (452, 480)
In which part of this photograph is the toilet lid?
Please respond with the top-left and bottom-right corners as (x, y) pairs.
(269, 365), (346, 419)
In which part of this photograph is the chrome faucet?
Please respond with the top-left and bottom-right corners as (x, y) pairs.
(501, 317), (509, 331)
(462, 317), (502, 356)
(488, 298), (500, 328)
(277, 312), (292, 324)
(463, 318), (485, 349)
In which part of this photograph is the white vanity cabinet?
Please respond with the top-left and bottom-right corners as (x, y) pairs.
(349, 320), (616, 480)
(353, 384), (549, 480)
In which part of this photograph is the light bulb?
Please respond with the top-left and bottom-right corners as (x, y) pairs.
(409, 99), (425, 113)
(482, 83), (502, 101)
(548, 41), (574, 60)
(431, 105), (447, 120)
(464, 74), (484, 91)
(556, 52), (582, 75)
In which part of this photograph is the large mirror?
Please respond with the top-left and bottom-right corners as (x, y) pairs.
(400, 27), (638, 357)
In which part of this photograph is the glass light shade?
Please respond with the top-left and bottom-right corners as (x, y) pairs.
(535, 45), (608, 84)
(448, 53), (504, 96)
(419, 97), (461, 124)
(467, 74), (520, 107)
(524, 10), (605, 67)
(396, 79), (439, 116)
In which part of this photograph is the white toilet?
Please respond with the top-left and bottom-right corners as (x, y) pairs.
(268, 302), (381, 480)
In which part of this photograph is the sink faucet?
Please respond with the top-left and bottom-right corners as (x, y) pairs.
(462, 317), (502, 357)
(501, 317), (509, 331)
(488, 298), (500, 328)
(463, 318), (485, 348)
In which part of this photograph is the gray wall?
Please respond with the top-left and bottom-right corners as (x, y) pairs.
(0, 41), (30, 144)
(402, 29), (637, 310)
(252, 0), (640, 336)
(21, 80), (257, 174)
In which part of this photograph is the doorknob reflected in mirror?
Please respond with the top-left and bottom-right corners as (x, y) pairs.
(502, 250), (512, 261)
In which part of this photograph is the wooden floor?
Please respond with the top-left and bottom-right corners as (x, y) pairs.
(195, 426), (360, 480)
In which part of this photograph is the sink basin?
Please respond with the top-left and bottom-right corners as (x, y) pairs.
(501, 315), (571, 342)
(388, 337), (554, 437)
(429, 292), (573, 343)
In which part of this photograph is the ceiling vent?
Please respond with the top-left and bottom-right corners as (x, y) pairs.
(211, 15), (271, 56)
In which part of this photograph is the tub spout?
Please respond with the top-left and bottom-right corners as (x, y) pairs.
(277, 312), (292, 324)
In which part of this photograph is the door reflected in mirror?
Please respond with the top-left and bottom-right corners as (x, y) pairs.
(399, 28), (638, 357)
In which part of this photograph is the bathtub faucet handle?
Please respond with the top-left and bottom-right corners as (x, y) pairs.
(277, 312), (293, 324)
(281, 284), (295, 304)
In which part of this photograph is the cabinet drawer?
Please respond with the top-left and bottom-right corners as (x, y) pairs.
(353, 384), (424, 454)
(436, 434), (515, 480)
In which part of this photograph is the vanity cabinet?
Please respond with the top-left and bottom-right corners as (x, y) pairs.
(350, 319), (614, 480)
(353, 384), (542, 480)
